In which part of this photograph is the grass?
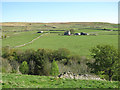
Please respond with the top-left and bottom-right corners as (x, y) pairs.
(2, 73), (118, 88)
(19, 33), (118, 57)
(2, 23), (118, 57)
(2, 31), (43, 47)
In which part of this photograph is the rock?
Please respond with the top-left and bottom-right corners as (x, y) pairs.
(57, 71), (103, 80)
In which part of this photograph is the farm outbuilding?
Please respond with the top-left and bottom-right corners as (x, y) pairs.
(75, 32), (89, 35)
(81, 32), (89, 35)
(75, 33), (81, 35)
(37, 31), (43, 33)
(52, 27), (56, 28)
(64, 31), (71, 35)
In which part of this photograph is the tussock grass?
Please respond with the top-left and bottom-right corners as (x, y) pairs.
(2, 73), (118, 88)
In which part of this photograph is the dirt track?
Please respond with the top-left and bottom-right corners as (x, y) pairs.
(14, 33), (48, 48)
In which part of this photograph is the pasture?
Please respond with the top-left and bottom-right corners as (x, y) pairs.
(2, 73), (118, 88)
(20, 33), (118, 56)
(2, 25), (118, 56)
(2, 22), (118, 56)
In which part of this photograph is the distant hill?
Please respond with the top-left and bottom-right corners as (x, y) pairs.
(0, 22), (117, 26)
(0, 22), (117, 32)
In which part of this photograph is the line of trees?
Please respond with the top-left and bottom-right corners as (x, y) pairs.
(2, 44), (119, 81)
(2, 47), (89, 76)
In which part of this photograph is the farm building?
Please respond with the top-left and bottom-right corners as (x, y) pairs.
(74, 33), (81, 35)
(37, 31), (43, 33)
(52, 27), (56, 28)
(64, 31), (71, 35)
(75, 32), (89, 35)
(81, 32), (89, 35)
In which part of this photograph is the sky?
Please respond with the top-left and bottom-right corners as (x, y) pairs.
(2, 2), (118, 23)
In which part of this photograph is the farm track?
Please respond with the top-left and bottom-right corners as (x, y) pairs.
(14, 33), (48, 48)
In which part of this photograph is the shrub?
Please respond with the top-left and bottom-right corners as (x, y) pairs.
(87, 45), (118, 81)
(34, 49), (48, 75)
(50, 60), (59, 76)
(42, 59), (51, 76)
(4, 34), (7, 38)
(2, 58), (12, 73)
(53, 48), (70, 61)
(19, 61), (29, 74)
(70, 29), (75, 34)
(1, 35), (3, 39)
(29, 60), (35, 75)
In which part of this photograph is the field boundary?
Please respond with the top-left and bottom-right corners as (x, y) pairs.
(14, 33), (48, 48)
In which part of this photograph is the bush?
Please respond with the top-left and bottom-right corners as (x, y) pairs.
(70, 29), (75, 34)
(4, 34), (7, 38)
(19, 61), (29, 74)
(87, 45), (118, 81)
(53, 48), (70, 61)
(34, 49), (48, 75)
(2, 58), (12, 73)
(50, 60), (59, 76)
(42, 59), (51, 76)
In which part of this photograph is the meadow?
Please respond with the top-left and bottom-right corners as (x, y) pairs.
(2, 28), (118, 56)
(2, 31), (42, 48)
(20, 33), (118, 56)
(2, 73), (118, 88)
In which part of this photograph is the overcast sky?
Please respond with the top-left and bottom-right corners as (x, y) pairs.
(2, 1), (118, 23)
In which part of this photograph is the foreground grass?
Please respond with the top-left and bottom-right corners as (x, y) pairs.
(2, 73), (118, 88)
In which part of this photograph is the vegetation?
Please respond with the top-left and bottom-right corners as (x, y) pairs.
(2, 73), (118, 88)
(2, 47), (90, 75)
(2, 22), (118, 56)
(19, 61), (29, 74)
(20, 34), (117, 56)
(87, 45), (119, 81)
(50, 60), (59, 76)
(70, 29), (75, 34)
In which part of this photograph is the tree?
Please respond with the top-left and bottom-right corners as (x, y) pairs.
(34, 49), (49, 75)
(4, 34), (7, 38)
(53, 48), (70, 61)
(70, 29), (75, 34)
(50, 60), (59, 76)
(1, 35), (3, 39)
(19, 61), (29, 74)
(87, 45), (118, 81)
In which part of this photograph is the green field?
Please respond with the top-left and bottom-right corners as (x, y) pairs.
(2, 73), (118, 88)
(2, 23), (118, 57)
(2, 31), (42, 47)
(19, 33), (118, 56)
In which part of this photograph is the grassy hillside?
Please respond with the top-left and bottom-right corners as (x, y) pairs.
(2, 22), (118, 56)
(18, 33), (118, 56)
(1, 22), (118, 32)
(2, 73), (118, 88)
(2, 31), (42, 47)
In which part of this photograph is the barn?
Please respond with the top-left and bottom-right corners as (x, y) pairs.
(37, 31), (43, 33)
(75, 32), (89, 35)
(75, 33), (81, 35)
(80, 32), (89, 35)
(64, 31), (71, 35)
